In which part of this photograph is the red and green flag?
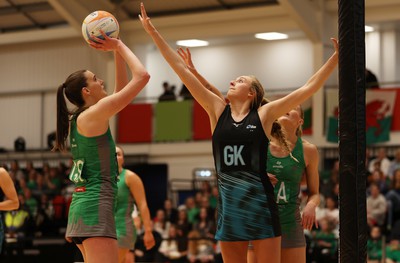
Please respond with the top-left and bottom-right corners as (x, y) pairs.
(326, 89), (397, 145)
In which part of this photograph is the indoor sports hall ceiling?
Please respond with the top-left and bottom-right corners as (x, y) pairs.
(0, 0), (399, 44)
(0, 0), (278, 33)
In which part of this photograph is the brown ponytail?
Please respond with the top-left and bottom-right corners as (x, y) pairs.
(296, 105), (304, 137)
(53, 70), (87, 152)
(53, 84), (69, 151)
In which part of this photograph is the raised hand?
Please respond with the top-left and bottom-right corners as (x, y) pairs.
(88, 30), (120, 51)
(177, 47), (196, 71)
(139, 2), (157, 35)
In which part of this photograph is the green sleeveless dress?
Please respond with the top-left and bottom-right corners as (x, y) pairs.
(115, 169), (137, 248)
(66, 117), (118, 239)
(268, 137), (306, 248)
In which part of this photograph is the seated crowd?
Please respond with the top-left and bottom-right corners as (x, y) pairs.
(364, 147), (400, 263)
(1, 146), (400, 262)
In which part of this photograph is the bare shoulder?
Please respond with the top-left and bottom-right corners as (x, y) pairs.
(0, 167), (7, 179)
(125, 169), (142, 185)
(0, 168), (11, 186)
(302, 139), (317, 150)
(301, 139), (319, 158)
(257, 102), (270, 121)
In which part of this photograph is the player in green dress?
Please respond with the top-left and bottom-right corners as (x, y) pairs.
(54, 31), (150, 263)
(115, 146), (155, 263)
(267, 105), (320, 263)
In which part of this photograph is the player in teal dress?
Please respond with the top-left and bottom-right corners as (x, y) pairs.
(115, 146), (155, 263)
(140, 3), (338, 262)
(54, 31), (150, 263)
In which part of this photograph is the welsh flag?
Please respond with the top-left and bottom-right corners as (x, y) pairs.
(326, 89), (397, 145)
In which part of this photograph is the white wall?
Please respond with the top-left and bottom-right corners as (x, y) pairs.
(0, 37), (111, 149)
(143, 38), (314, 100)
(0, 38), (110, 92)
(0, 37), (314, 150)
(1, 29), (400, 180)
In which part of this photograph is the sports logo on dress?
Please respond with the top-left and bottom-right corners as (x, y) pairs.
(69, 159), (86, 183)
(246, 124), (257, 132)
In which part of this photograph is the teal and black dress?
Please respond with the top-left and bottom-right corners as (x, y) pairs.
(212, 105), (281, 241)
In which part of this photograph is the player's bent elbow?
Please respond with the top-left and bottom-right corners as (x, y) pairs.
(11, 199), (20, 210)
(139, 72), (151, 84)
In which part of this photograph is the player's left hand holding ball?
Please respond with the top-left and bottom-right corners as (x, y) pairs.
(88, 30), (120, 52)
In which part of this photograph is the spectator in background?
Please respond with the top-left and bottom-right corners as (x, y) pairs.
(32, 173), (50, 197)
(367, 183), (387, 228)
(9, 160), (25, 182)
(179, 83), (193, 100)
(134, 219), (163, 262)
(369, 147), (391, 178)
(194, 192), (204, 209)
(26, 169), (38, 191)
(164, 198), (178, 224)
(41, 162), (51, 178)
(310, 217), (338, 263)
(5, 193), (33, 240)
(386, 170), (400, 223)
(385, 239), (400, 263)
(176, 207), (192, 238)
(154, 208), (171, 239)
(193, 207), (215, 240)
(46, 167), (62, 195)
(316, 196), (339, 230)
(187, 230), (215, 263)
(209, 186), (218, 210)
(199, 181), (212, 198)
(157, 224), (188, 263)
(320, 160), (339, 198)
(365, 68), (380, 89)
(185, 196), (199, 225)
(158, 81), (177, 101)
(25, 161), (36, 176)
(367, 226), (383, 263)
(368, 169), (390, 195)
(23, 187), (38, 218)
(388, 149), (400, 179)
(199, 195), (215, 222)
(35, 193), (56, 237)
